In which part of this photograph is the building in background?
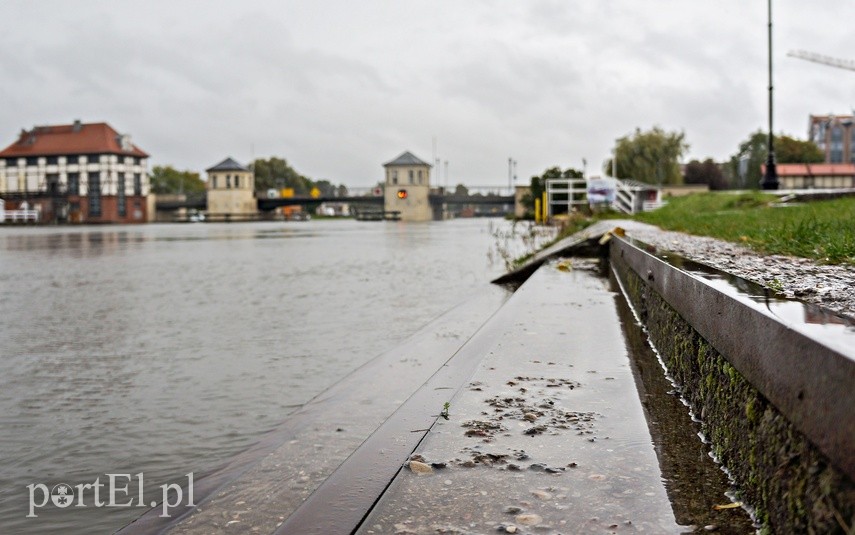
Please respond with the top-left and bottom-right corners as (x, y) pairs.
(206, 157), (257, 221)
(0, 120), (149, 223)
(809, 114), (855, 164)
(383, 151), (432, 221)
(763, 163), (855, 190)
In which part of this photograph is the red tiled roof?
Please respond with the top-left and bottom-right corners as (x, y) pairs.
(0, 122), (148, 158)
(762, 163), (855, 176)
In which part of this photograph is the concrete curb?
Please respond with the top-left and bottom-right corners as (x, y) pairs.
(610, 235), (855, 532)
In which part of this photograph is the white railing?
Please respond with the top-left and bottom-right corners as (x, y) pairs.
(0, 209), (39, 223)
(612, 179), (665, 214)
(545, 178), (588, 217)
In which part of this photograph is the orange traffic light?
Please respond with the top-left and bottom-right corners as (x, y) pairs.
(397, 189), (408, 199)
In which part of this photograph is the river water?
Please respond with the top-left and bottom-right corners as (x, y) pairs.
(0, 218), (550, 534)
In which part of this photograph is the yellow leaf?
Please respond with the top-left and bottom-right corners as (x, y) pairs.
(713, 502), (743, 510)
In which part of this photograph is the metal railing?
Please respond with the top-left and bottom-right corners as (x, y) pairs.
(612, 179), (664, 214)
(544, 178), (587, 217)
(0, 209), (40, 223)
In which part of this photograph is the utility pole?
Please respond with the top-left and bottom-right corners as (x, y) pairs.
(444, 161), (449, 190)
(508, 157), (512, 195)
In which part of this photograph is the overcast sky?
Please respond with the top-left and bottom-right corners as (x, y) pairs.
(1, 1), (852, 188)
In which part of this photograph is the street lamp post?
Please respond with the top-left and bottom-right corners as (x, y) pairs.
(761, 0), (779, 190)
(508, 157), (512, 195)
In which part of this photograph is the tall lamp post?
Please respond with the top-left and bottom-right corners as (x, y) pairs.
(761, 0), (779, 190)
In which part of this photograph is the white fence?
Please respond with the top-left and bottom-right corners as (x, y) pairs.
(544, 178), (588, 217)
(544, 177), (665, 216)
(0, 199), (40, 223)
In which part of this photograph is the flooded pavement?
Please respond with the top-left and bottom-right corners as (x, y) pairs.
(357, 260), (754, 534)
(119, 286), (510, 534)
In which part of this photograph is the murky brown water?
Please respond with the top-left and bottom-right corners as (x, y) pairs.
(0, 218), (547, 534)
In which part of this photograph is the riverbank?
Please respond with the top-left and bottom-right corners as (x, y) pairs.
(113, 219), (854, 534)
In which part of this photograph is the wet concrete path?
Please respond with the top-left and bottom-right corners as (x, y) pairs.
(119, 286), (511, 534)
(357, 261), (747, 534)
(127, 254), (756, 534)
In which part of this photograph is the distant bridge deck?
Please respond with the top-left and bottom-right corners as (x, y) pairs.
(155, 193), (515, 212)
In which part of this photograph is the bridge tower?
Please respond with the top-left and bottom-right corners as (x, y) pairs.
(383, 151), (432, 222)
(206, 157), (256, 221)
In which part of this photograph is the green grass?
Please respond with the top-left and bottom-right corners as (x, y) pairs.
(635, 192), (855, 264)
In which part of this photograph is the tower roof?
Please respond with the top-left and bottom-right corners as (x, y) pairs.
(383, 151), (431, 167)
(206, 157), (249, 173)
(0, 121), (148, 158)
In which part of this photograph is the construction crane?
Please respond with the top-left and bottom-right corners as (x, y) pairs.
(787, 50), (855, 72)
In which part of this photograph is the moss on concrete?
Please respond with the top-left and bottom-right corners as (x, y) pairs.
(613, 256), (855, 534)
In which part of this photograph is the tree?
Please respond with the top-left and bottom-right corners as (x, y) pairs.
(251, 157), (313, 194)
(314, 179), (337, 197)
(605, 126), (688, 185)
(149, 166), (206, 194)
(251, 157), (349, 197)
(726, 131), (767, 189)
(684, 159), (728, 190)
(726, 131), (823, 189)
(776, 135), (824, 164)
(454, 184), (470, 196)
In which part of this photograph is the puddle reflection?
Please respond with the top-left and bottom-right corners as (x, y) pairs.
(611, 271), (757, 533)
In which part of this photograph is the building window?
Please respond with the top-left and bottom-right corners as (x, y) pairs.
(133, 173), (142, 196)
(88, 154), (100, 164)
(6, 158), (18, 167)
(26, 157), (37, 166)
(226, 175), (231, 188)
(850, 130), (855, 163)
(831, 126), (844, 163)
(408, 170), (414, 184)
(418, 169), (423, 184)
(46, 156), (58, 165)
(46, 173), (60, 194)
(68, 173), (80, 195)
(212, 176), (217, 189)
(117, 174), (127, 217)
(392, 170), (398, 185)
(89, 172), (101, 217)
(68, 155), (80, 164)
(234, 175), (240, 189)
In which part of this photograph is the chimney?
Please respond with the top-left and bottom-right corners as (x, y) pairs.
(118, 134), (133, 151)
(72, 119), (82, 132)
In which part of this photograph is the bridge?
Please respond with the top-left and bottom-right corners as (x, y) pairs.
(155, 188), (516, 218)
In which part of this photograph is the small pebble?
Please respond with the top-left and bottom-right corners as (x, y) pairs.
(503, 506), (523, 515)
(408, 460), (433, 475)
(515, 513), (542, 526)
(531, 490), (552, 500)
